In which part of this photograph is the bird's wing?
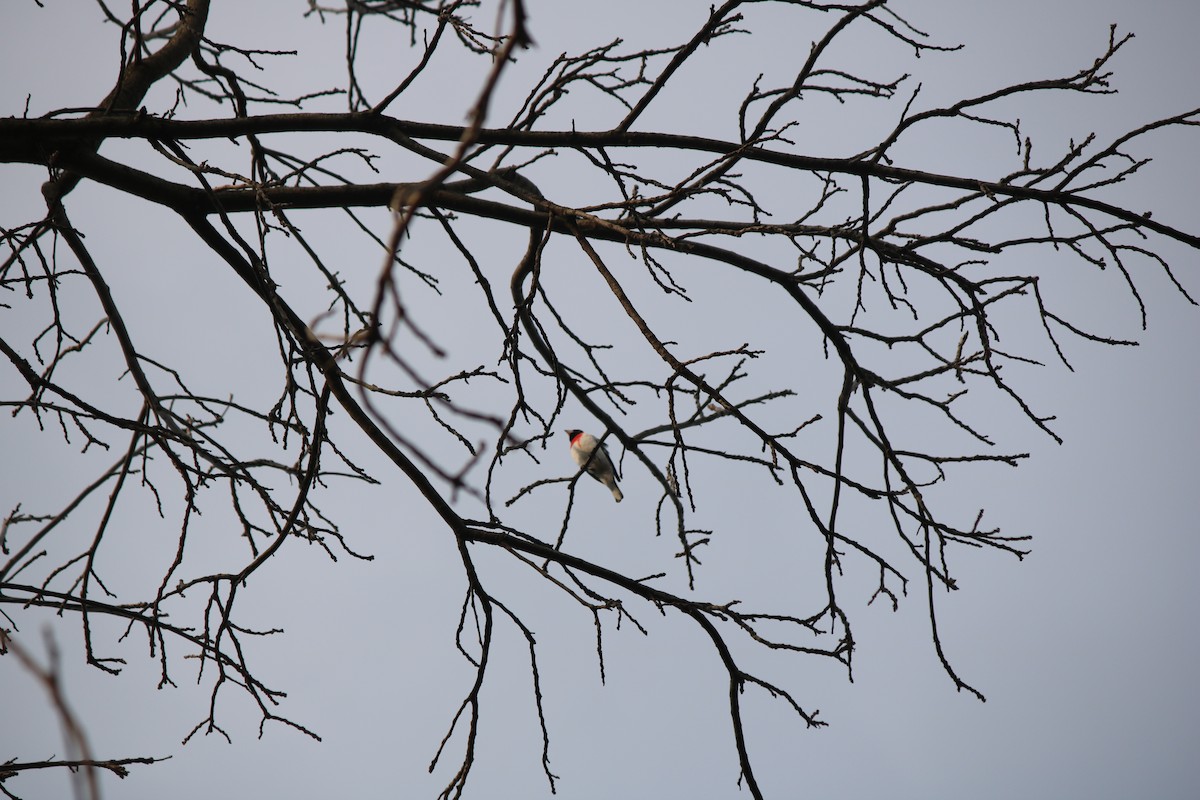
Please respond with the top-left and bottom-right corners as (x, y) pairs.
(600, 441), (621, 479)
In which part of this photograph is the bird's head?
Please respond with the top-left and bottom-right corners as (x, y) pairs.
(564, 429), (582, 440)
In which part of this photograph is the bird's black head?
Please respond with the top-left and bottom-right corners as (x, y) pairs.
(565, 429), (582, 440)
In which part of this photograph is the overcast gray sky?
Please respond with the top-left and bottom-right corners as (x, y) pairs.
(2, 2), (1199, 799)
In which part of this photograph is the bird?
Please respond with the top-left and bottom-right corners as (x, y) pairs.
(565, 429), (623, 502)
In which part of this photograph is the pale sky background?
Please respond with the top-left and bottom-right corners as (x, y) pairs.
(2, 2), (1199, 799)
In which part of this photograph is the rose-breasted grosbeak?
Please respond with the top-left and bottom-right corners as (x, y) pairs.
(565, 429), (623, 502)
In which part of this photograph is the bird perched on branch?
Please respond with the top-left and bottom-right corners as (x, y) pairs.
(565, 429), (623, 502)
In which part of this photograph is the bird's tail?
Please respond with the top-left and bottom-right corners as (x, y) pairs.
(608, 480), (624, 503)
